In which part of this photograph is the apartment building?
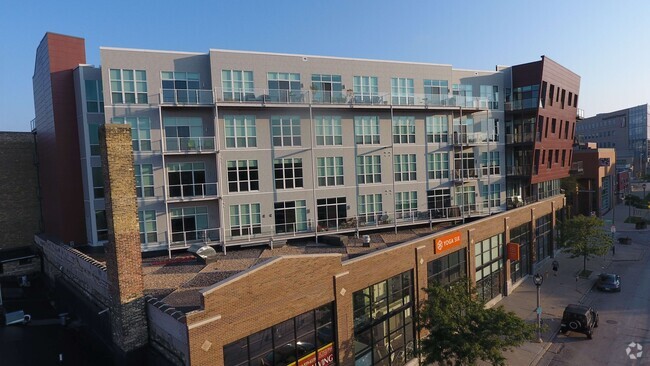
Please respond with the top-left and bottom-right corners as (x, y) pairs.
(576, 104), (649, 177)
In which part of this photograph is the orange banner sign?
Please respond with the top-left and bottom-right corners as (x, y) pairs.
(434, 231), (462, 254)
(507, 242), (520, 261)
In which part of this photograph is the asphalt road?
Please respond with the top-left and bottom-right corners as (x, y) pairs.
(542, 230), (650, 366)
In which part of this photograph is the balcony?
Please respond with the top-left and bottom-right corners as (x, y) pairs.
(451, 168), (480, 182)
(506, 132), (535, 144)
(164, 136), (216, 154)
(505, 98), (539, 111)
(167, 182), (219, 202)
(160, 89), (214, 105)
(506, 165), (532, 176)
(169, 228), (221, 249)
(451, 132), (490, 146)
(569, 161), (584, 175)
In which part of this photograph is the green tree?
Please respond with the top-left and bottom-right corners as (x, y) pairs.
(558, 215), (613, 273)
(418, 279), (536, 366)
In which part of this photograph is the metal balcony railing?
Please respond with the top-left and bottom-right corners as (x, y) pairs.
(164, 136), (216, 153)
(160, 89), (214, 105)
(167, 182), (219, 200)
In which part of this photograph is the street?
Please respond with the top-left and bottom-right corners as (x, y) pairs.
(541, 229), (650, 366)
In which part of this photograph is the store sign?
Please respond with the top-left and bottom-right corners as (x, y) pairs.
(434, 231), (462, 254)
(294, 343), (334, 366)
(507, 242), (520, 261)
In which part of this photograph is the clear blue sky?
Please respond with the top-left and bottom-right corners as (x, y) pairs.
(1, 0), (649, 131)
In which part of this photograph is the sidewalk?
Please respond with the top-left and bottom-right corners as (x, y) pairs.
(487, 200), (646, 366)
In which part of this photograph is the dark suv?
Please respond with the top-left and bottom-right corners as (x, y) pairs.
(560, 304), (599, 339)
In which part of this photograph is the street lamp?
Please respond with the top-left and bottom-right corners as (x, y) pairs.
(533, 273), (544, 343)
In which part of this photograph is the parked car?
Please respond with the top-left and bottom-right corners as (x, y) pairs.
(560, 304), (599, 339)
(596, 273), (621, 292)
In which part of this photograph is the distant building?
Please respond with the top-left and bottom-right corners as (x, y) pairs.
(569, 145), (617, 217)
(576, 104), (649, 177)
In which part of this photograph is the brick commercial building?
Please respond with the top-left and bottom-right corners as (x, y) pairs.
(31, 33), (579, 365)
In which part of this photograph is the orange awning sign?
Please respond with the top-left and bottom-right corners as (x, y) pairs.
(434, 231), (462, 254)
(507, 242), (520, 261)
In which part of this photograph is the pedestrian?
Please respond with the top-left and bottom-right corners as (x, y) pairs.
(552, 260), (559, 276)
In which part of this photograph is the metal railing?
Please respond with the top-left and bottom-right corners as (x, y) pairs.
(451, 132), (491, 145)
(505, 132), (535, 144)
(452, 168), (480, 181)
(505, 98), (539, 111)
(169, 228), (221, 249)
(164, 136), (216, 153)
(160, 89), (214, 105)
(167, 182), (219, 200)
(506, 165), (532, 176)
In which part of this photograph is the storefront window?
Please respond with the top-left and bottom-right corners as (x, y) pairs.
(535, 214), (552, 264)
(427, 249), (466, 285)
(474, 234), (504, 302)
(509, 223), (530, 282)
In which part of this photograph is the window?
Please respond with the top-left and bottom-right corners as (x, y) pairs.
(221, 70), (254, 101)
(427, 152), (449, 179)
(273, 158), (303, 189)
(354, 116), (380, 145)
(427, 248), (466, 285)
(267, 72), (302, 103)
(161, 71), (203, 103)
(317, 157), (344, 186)
(358, 194), (382, 224)
(230, 203), (261, 237)
(134, 164), (154, 198)
(227, 160), (259, 192)
(353, 76), (379, 103)
(92, 167), (104, 199)
(393, 116), (415, 144)
(112, 117), (152, 152)
(396, 191), (417, 218)
(452, 84), (473, 107)
(480, 85), (499, 109)
(424, 80), (448, 106)
(426, 116), (448, 143)
(481, 183), (501, 208)
(85, 80), (104, 113)
(225, 115), (256, 148)
(167, 162), (207, 198)
(163, 117), (213, 151)
(394, 154), (417, 181)
(456, 186), (476, 212)
(274, 200), (308, 234)
(356, 155), (382, 184)
(271, 116), (301, 147)
(109, 69), (147, 104)
(475, 234), (504, 302)
(170, 207), (208, 242)
(317, 197), (346, 229)
(427, 188), (452, 217)
(391, 77), (414, 105)
(315, 116), (342, 145)
(353, 272), (414, 366)
(311, 74), (343, 103)
(88, 124), (100, 156)
(453, 150), (477, 179)
(480, 151), (500, 175)
(96, 210), (108, 241)
(138, 210), (157, 244)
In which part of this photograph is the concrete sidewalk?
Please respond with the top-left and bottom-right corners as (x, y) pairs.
(485, 199), (647, 366)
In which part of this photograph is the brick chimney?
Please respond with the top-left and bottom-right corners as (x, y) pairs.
(99, 124), (148, 357)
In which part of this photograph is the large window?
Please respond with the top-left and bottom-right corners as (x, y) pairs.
(455, 186), (476, 212)
(227, 160), (259, 193)
(353, 271), (415, 366)
(138, 210), (157, 244)
(164, 117), (213, 151)
(353, 76), (379, 104)
(230, 203), (261, 237)
(92, 167), (104, 199)
(112, 117), (152, 152)
(96, 210), (108, 242)
(481, 183), (501, 209)
(274, 200), (308, 234)
(161, 71), (202, 104)
(475, 234), (503, 302)
(392, 117), (415, 144)
(535, 214), (552, 264)
(358, 194), (383, 224)
(134, 164), (154, 198)
(452, 84), (472, 107)
(394, 154), (417, 182)
(480, 85), (499, 109)
(426, 116), (448, 143)
(355, 116), (380, 145)
(317, 197), (346, 229)
(317, 157), (344, 187)
(509, 224), (530, 283)
(267, 72), (302, 103)
(391, 77), (414, 105)
(312, 74), (344, 103)
(427, 152), (449, 179)
(85, 80), (104, 113)
(88, 124), (100, 156)
(357, 155), (382, 184)
(272, 116), (301, 147)
(109, 69), (147, 104)
(395, 191), (417, 219)
(315, 116), (342, 146)
(427, 249), (466, 285)
(480, 151), (501, 176)
(223, 303), (335, 366)
(225, 115), (256, 148)
(427, 188), (452, 218)
(273, 158), (303, 190)
(167, 162), (207, 198)
(423, 80), (448, 106)
(170, 207), (208, 243)
(221, 70), (254, 101)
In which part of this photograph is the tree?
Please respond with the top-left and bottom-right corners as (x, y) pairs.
(418, 279), (536, 366)
(558, 215), (613, 273)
